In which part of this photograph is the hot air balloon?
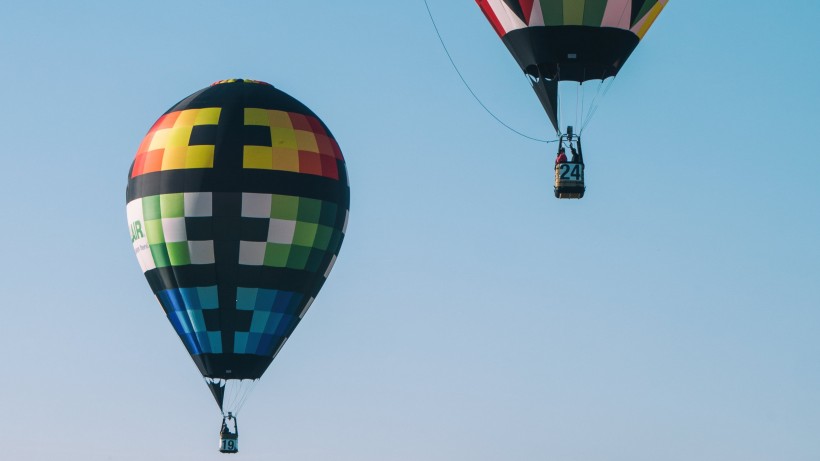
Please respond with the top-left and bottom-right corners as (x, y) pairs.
(475, 0), (667, 198)
(126, 79), (349, 453)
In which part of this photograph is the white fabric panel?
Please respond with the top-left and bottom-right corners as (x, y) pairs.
(267, 218), (296, 244)
(161, 217), (187, 243)
(238, 241), (266, 265)
(342, 210), (349, 234)
(299, 297), (315, 318)
(241, 193), (272, 218)
(486, 0), (527, 33)
(324, 254), (337, 278)
(127, 199), (156, 272)
(184, 192), (212, 217)
(529, 0), (544, 26)
(188, 240), (215, 264)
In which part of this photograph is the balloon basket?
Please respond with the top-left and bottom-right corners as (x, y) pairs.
(219, 433), (238, 454)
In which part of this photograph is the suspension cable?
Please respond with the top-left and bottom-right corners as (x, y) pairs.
(581, 76), (616, 132)
(423, 0), (557, 143)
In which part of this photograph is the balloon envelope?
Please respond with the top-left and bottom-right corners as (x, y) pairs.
(126, 79), (349, 410)
(476, 0), (668, 131)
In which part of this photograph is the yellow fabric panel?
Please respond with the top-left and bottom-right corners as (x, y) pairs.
(148, 128), (171, 151)
(294, 130), (319, 153)
(271, 148), (300, 172)
(563, 0), (585, 25)
(195, 107), (221, 125)
(268, 110), (293, 128)
(243, 146), (273, 169)
(161, 147), (187, 170)
(186, 145), (215, 168)
(244, 108), (270, 126)
(174, 109), (200, 127)
(636, 1), (665, 39)
(270, 127), (298, 149)
(165, 126), (193, 148)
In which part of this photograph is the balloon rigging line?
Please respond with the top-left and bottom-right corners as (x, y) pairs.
(581, 76), (616, 132)
(423, 0), (557, 144)
(576, 81), (582, 131)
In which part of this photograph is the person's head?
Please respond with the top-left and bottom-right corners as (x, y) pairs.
(559, 148), (565, 153)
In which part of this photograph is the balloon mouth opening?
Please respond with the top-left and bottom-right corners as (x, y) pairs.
(211, 79), (271, 87)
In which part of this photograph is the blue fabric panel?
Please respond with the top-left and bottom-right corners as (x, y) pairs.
(246, 333), (262, 354)
(158, 289), (186, 312)
(250, 311), (271, 333)
(179, 287), (201, 310)
(207, 332), (223, 353)
(234, 331), (249, 354)
(272, 290), (293, 313)
(257, 334), (276, 356)
(236, 287), (258, 310)
(189, 310), (207, 333)
(256, 288), (278, 311)
(274, 314), (295, 337)
(198, 286), (219, 309)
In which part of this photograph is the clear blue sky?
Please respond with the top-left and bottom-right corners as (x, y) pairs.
(1, 1), (819, 460)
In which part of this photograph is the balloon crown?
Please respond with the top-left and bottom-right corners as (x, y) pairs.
(211, 78), (271, 86)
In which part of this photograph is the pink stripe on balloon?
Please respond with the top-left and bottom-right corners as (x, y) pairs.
(601, 0), (632, 29)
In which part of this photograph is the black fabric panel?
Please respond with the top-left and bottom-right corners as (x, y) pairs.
(244, 125), (272, 146)
(185, 217), (215, 241)
(189, 124), (219, 145)
(206, 380), (226, 409)
(632, 0), (649, 25)
(166, 80), (331, 133)
(531, 78), (559, 133)
(501, 0), (526, 22)
(127, 169), (348, 204)
(145, 266), (218, 292)
(192, 353), (275, 380)
(239, 217), (270, 242)
(143, 264), (334, 293)
(502, 26), (640, 82)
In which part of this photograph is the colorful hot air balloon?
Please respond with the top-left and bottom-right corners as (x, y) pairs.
(475, 0), (667, 198)
(476, 0), (667, 132)
(126, 79), (349, 453)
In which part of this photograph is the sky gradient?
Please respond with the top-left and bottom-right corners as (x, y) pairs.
(0, 1), (818, 460)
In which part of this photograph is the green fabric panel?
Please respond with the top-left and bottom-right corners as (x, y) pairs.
(287, 246), (310, 269)
(540, 0), (564, 25)
(314, 225), (333, 251)
(150, 244), (170, 267)
(160, 193), (184, 218)
(293, 222), (318, 247)
(297, 198), (322, 222)
(269, 194), (298, 220)
(563, 0), (585, 25)
(145, 219), (165, 245)
(143, 195), (161, 220)
(583, 0), (607, 26)
(634, 0), (658, 26)
(264, 243), (290, 267)
(166, 241), (191, 266)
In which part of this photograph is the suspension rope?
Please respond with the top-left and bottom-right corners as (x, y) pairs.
(581, 76), (616, 132)
(423, 0), (557, 144)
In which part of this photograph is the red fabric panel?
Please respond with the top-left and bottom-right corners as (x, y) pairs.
(519, 0), (534, 24)
(476, 0), (506, 37)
